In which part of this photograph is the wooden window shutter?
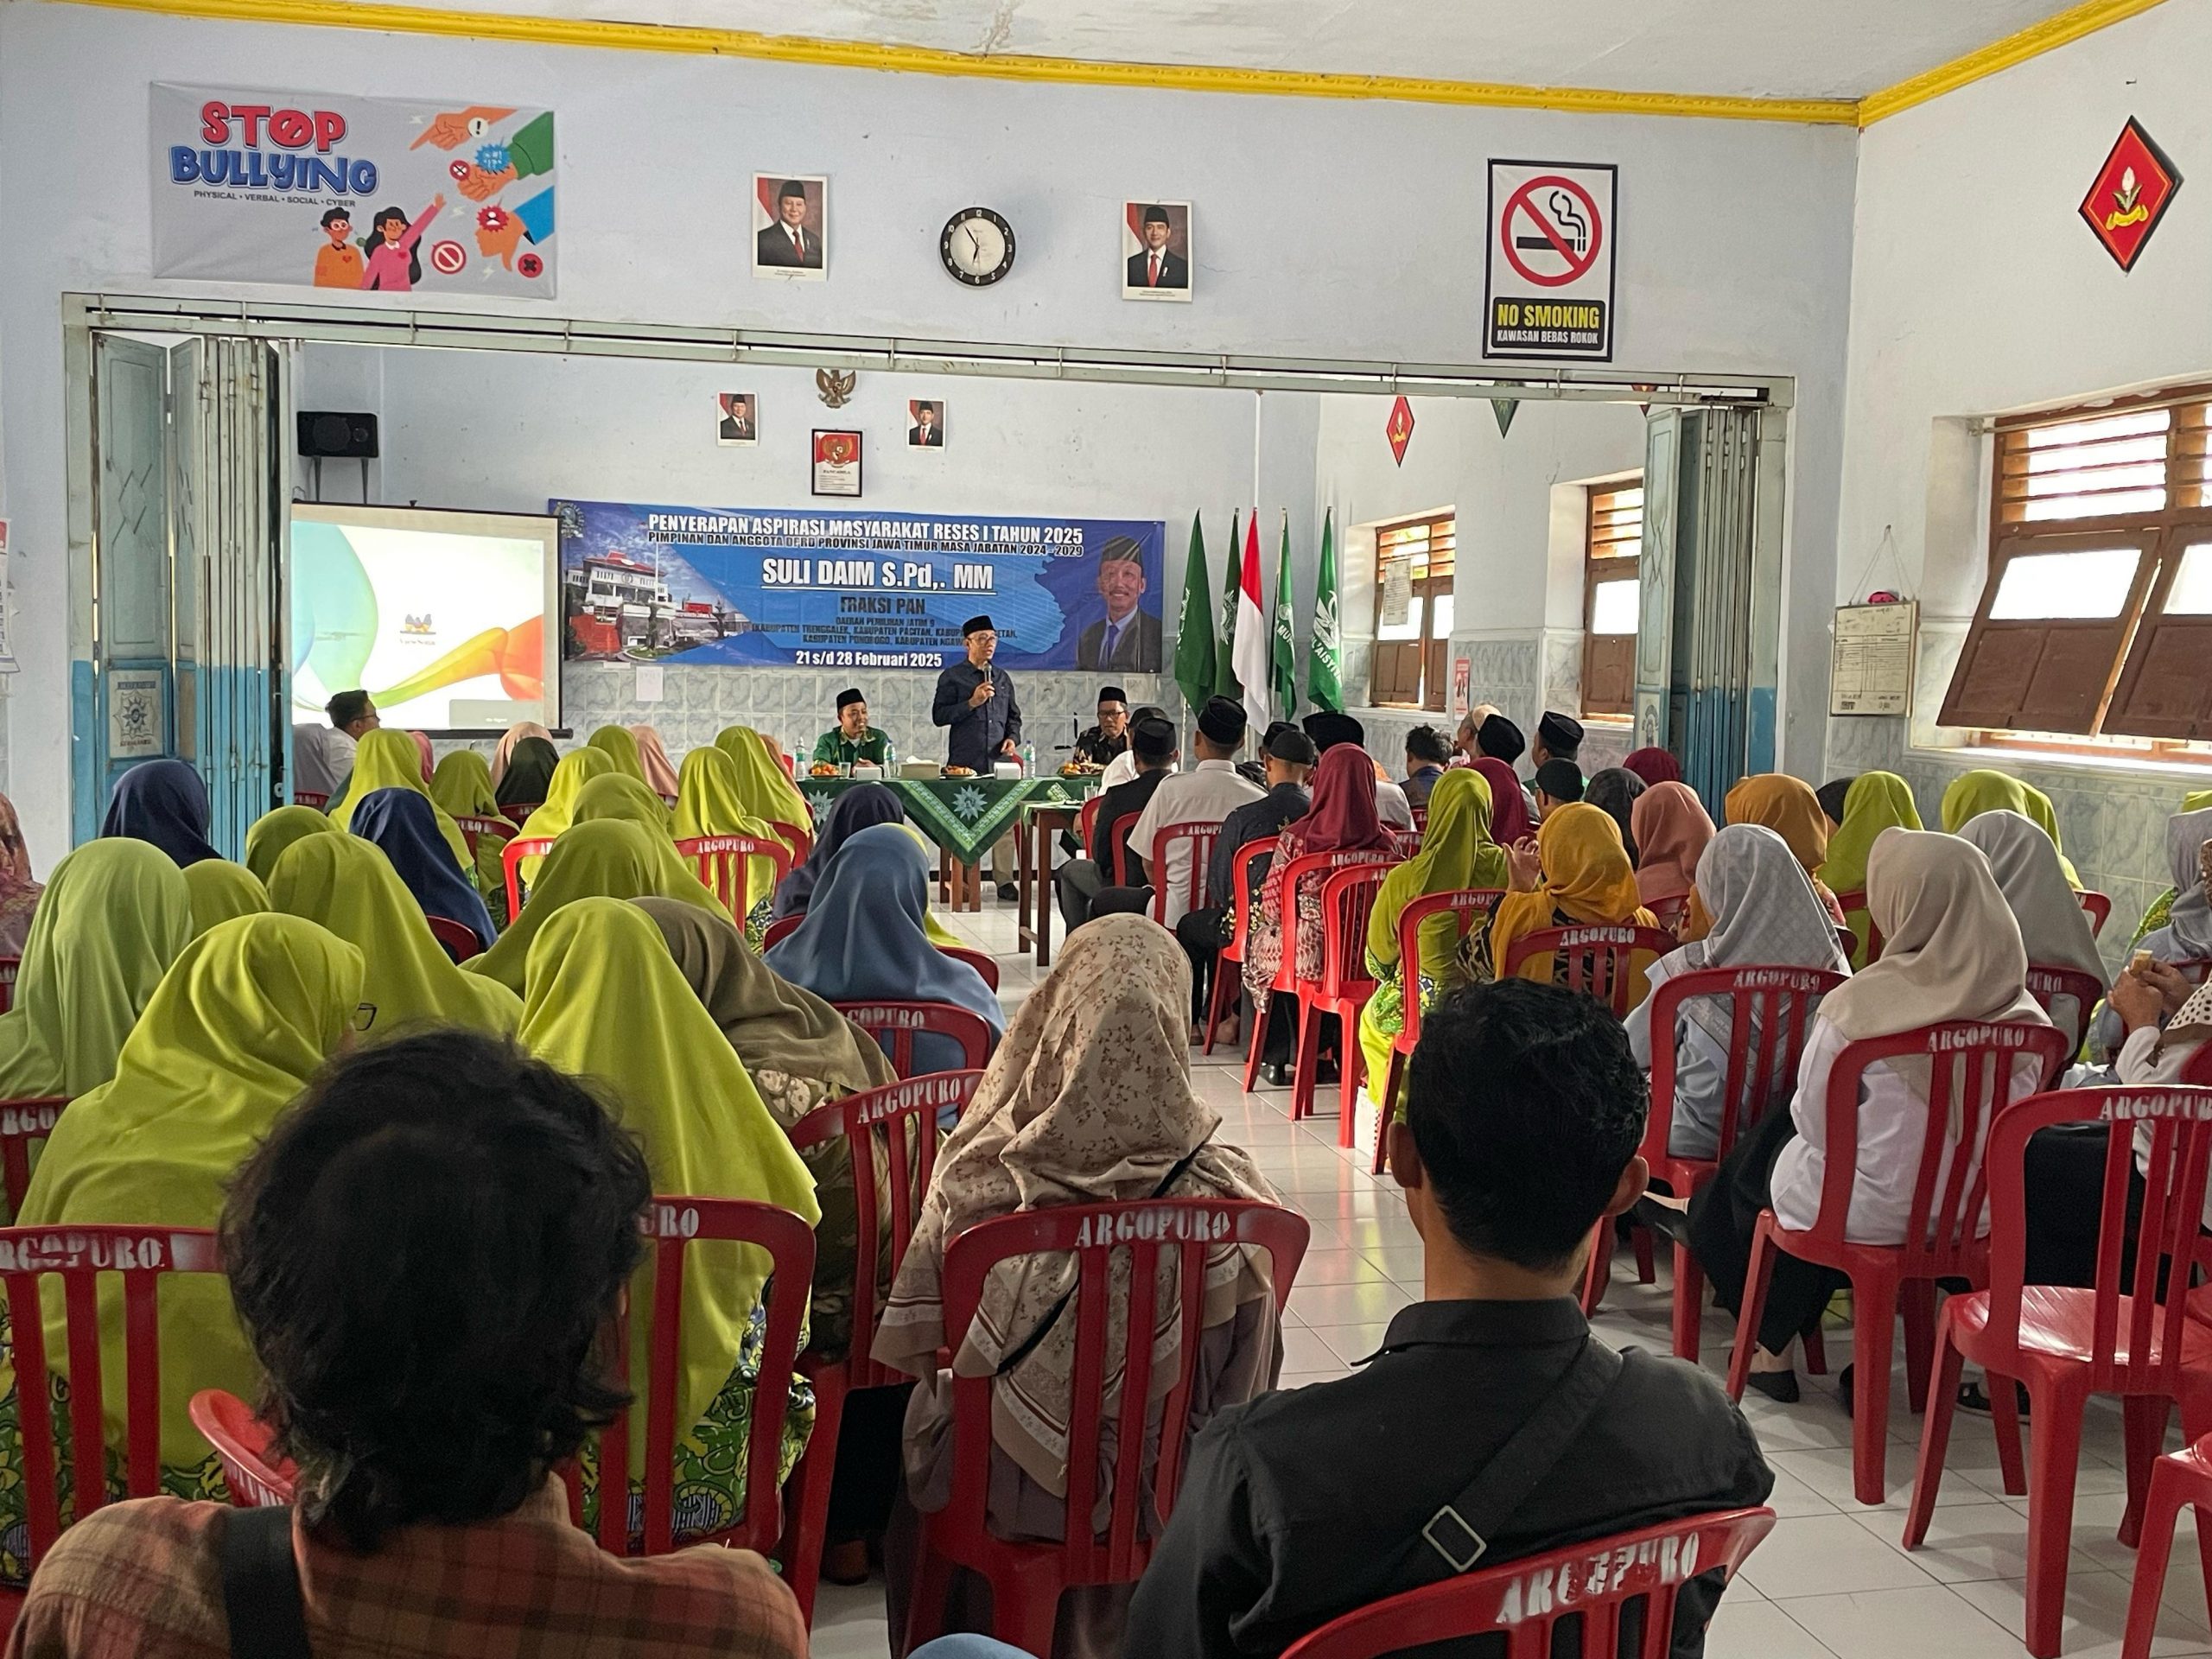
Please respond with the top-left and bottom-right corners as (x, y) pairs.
(1937, 531), (2158, 734)
(2106, 531), (2212, 738)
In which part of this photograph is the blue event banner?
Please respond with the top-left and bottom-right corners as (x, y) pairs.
(552, 499), (1166, 672)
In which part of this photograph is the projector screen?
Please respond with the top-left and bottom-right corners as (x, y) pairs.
(289, 505), (562, 734)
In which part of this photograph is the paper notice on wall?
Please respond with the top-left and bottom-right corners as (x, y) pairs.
(109, 671), (166, 758)
(1380, 558), (1414, 628)
(1830, 601), (1916, 716)
(634, 664), (664, 702)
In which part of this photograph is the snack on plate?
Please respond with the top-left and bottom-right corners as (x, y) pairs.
(810, 762), (841, 778)
(943, 766), (976, 779)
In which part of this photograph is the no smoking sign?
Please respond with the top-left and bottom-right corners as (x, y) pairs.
(1484, 160), (1617, 361)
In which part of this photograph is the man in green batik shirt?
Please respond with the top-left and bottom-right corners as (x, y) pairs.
(811, 688), (893, 766)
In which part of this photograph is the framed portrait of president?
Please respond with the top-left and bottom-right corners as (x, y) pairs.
(1122, 200), (1192, 302)
(754, 175), (828, 281)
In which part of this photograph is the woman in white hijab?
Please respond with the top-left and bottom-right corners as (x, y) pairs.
(873, 914), (1284, 1656)
(1625, 823), (1849, 1161)
(1682, 828), (2051, 1401)
(2090, 804), (2212, 1062)
(1959, 809), (2107, 1052)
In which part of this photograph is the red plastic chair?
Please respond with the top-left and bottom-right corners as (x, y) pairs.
(779, 1070), (985, 1624)
(1303, 864), (1392, 1130)
(1904, 1085), (2212, 1658)
(1368, 890), (1507, 1175)
(1832, 889), (1885, 965)
(1202, 842), (1272, 1055)
(500, 835), (556, 918)
(290, 790), (328, 810)
(677, 833), (795, 926)
(1646, 891), (1692, 934)
(2081, 889), (2114, 936)
(424, 915), (482, 963)
(1103, 811), (1141, 886)
(2122, 1430), (2212, 1659)
(0, 957), (18, 1015)
(2025, 963), (2106, 1053)
(454, 813), (515, 858)
(938, 945), (1001, 992)
(832, 1001), (998, 1078)
(1243, 850), (1399, 1098)
(502, 800), (542, 827)
(1077, 794), (1103, 855)
(1502, 925), (1676, 1018)
(904, 1197), (1311, 1654)
(1726, 1019), (2070, 1505)
(1146, 822), (1222, 925)
(1583, 967), (1843, 1356)
(770, 819), (814, 866)
(0, 1224), (223, 1586)
(1275, 1507), (1777, 1659)
(762, 913), (801, 950)
(0, 1097), (67, 1218)
(1408, 805), (1427, 833)
(563, 1196), (814, 1557)
(188, 1389), (297, 1507)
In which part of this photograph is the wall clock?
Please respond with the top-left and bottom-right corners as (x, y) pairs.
(941, 207), (1015, 287)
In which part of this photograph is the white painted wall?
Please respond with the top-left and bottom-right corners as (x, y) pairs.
(0, 1), (1858, 850)
(1833, 0), (2212, 950)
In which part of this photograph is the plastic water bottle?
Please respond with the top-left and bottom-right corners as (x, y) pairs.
(1020, 742), (1035, 778)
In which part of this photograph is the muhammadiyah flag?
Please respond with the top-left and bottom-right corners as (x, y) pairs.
(1308, 507), (1344, 714)
(1270, 514), (1297, 726)
(1172, 512), (1217, 718)
(1213, 509), (1243, 703)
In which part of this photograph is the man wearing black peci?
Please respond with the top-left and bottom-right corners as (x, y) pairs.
(1127, 203), (1189, 290)
(931, 613), (1023, 895)
(1073, 686), (1133, 768)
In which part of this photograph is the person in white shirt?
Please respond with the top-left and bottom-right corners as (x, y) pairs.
(1097, 705), (1168, 791)
(292, 689), (378, 798)
(1662, 828), (2051, 1402)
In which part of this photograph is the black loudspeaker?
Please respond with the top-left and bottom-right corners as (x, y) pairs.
(297, 410), (379, 459)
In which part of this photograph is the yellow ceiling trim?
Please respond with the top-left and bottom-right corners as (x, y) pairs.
(1858, 0), (2171, 125)
(52, 0), (1859, 124)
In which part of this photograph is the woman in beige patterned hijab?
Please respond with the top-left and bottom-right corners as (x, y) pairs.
(874, 914), (1284, 1651)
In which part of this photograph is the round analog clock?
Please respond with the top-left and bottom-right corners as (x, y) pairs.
(941, 207), (1015, 286)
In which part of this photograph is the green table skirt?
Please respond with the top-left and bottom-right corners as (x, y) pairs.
(798, 775), (1101, 866)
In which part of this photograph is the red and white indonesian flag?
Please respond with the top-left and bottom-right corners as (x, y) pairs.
(1233, 512), (1272, 733)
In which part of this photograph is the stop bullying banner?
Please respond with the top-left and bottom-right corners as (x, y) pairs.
(149, 83), (557, 296)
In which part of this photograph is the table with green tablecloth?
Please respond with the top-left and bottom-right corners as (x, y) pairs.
(798, 774), (1101, 868)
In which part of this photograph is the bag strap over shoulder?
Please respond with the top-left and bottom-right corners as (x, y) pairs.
(219, 1505), (313, 1659)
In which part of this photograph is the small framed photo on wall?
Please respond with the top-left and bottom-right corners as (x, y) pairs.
(907, 399), (945, 448)
(1122, 200), (1192, 301)
(812, 429), (862, 497)
(754, 175), (827, 280)
(716, 392), (757, 446)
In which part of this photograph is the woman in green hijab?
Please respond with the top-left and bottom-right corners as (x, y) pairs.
(1357, 768), (1511, 1112)
(242, 805), (341, 886)
(514, 747), (616, 887)
(714, 727), (813, 856)
(1940, 768), (2081, 887)
(181, 860), (271, 938)
(572, 771), (677, 839)
(429, 748), (509, 907)
(585, 725), (652, 787)
(268, 834), (521, 1038)
(518, 898), (821, 1544)
(1818, 771), (1923, 967)
(325, 728), (470, 870)
(0, 913), (363, 1568)
(0, 841), (191, 1105)
(672, 747), (783, 940)
(465, 819), (719, 994)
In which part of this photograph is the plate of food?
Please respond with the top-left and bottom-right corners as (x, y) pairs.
(942, 765), (977, 779)
(809, 762), (842, 779)
(1059, 761), (1103, 777)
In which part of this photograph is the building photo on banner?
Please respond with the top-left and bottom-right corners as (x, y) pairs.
(151, 84), (556, 293)
(553, 497), (1164, 673)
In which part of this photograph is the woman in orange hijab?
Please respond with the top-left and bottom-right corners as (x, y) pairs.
(1485, 803), (1660, 1001)
(1683, 774), (1847, 940)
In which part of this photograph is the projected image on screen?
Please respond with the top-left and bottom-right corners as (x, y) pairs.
(290, 505), (561, 733)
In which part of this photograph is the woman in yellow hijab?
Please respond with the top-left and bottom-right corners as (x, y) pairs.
(268, 834), (521, 1038)
(1818, 771), (1923, 966)
(585, 725), (652, 787)
(1485, 802), (1659, 1002)
(2, 914), (363, 1554)
(181, 860), (271, 938)
(1941, 769), (2081, 887)
(429, 748), (508, 906)
(466, 819), (719, 994)
(572, 771), (677, 839)
(674, 747), (787, 940)
(1683, 775), (1847, 940)
(242, 805), (340, 886)
(326, 728), (469, 870)
(1358, 769), (1510, 1110)
(0, 841), (190, 1105)
(513, 747), (615, 887)
(714, 727), (812, 855)
(517, 898), (821, 1542)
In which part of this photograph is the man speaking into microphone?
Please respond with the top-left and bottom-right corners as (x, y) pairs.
(931, 613), (1025, 896)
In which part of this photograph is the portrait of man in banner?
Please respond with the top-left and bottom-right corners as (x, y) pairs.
(1076, 536), (1162, 671)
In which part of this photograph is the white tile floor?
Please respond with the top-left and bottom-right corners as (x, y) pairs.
(809, 898), (2212, 1658)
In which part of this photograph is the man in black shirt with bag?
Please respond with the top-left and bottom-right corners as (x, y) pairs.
(1126, 978), (1773, 1658)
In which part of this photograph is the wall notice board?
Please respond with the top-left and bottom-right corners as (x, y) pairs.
(1830, 601), (1916, 717)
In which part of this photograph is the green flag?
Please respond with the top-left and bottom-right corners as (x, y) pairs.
(1171, 512), (1217, 716)
(1307, 507), (1344, 713)
(1213, 509), (1243, 702)
(1270, 513), (1298, 724)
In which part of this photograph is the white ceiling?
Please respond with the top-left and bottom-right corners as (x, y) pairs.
(337, 0), (2094, 102)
